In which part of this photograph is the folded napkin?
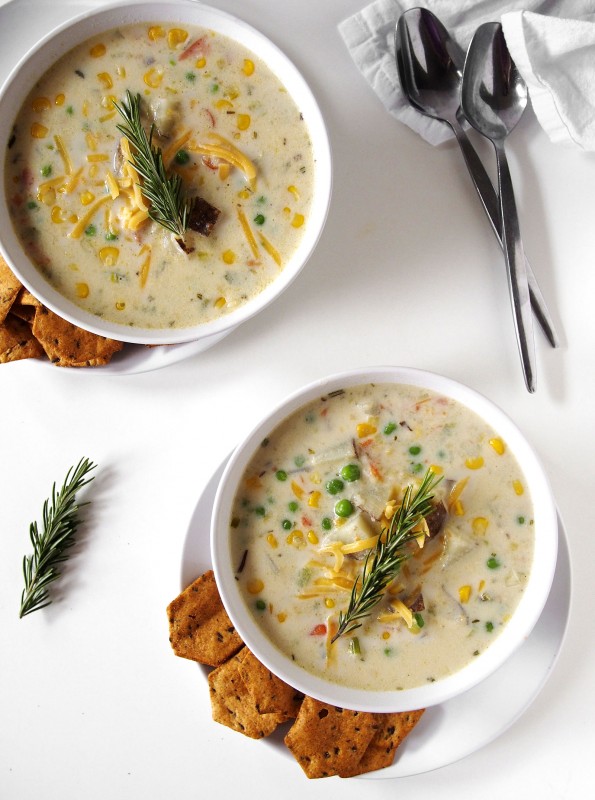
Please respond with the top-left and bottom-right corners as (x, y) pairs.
(339, 0), (595, 149)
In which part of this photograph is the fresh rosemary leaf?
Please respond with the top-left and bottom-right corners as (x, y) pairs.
(19, 458), (97, 618)
(331, 468), (442, 643)
(113, 90), (194, 239)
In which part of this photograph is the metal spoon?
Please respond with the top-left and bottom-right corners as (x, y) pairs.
(461, 21), (536, 392)
(395, 7), (558, 348)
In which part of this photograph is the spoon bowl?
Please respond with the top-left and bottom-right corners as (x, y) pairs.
(461, 22), (528, 142)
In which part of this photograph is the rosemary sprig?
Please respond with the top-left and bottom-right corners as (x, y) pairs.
(113, 90), (194, 238)
(19, 458), (97, 618)
(331, 469), (442, 643)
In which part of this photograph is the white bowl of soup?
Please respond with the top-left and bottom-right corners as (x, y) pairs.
(0, 0), (331, 346)
(211, 366), (558, 713)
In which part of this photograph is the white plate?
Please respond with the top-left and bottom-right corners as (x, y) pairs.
(181, 454), (572, 779)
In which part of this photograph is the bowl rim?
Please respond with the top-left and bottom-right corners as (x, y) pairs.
(0, 0), (332, 345)
(211, 365), (559, 713)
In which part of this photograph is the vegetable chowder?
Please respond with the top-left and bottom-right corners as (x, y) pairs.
(230, 383), (535, 692)
(5, 22), (315, 329)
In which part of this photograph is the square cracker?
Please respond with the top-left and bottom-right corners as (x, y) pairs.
(337, 709), (425, 777)
(208, 648), (286, 739)
(0, 314), (44, 363)
(0, 255), (22, 324)
(237, 647), (303, 718)
(167, 570), (243, 667)
(284, 697), (379, 779)
(32, 306), (123, 367)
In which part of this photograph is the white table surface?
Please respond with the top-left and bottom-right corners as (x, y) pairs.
(1, 0), (592, 798)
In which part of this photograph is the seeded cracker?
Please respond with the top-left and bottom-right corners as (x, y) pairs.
(0, 313), (44, 363)
(32, 306), (123, 367)
(208, 648), (287, 739)
(337, 709), (425, 777)
(284, 697), (379, 779)
(167, 570), (243, 667)
(0, 254), (22, 323)
(237, 647), (303, 718)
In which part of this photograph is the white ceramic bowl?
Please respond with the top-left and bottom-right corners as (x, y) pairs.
(211, 366), (558, 713)
(0, 0), (331, 347)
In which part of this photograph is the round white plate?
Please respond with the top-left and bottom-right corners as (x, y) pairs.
(181, 455), (572, 779)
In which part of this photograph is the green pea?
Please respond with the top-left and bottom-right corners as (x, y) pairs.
(294, 455), (305, 467)
(335, 499), (353, 518)
(66, 105), (74, 115)
(105, 232), (118, 241)
(383, 647), (393, 657)
(27, 201), (38, 210)
(185, 72), (196, 82)
(255, 599), (266, 611)
(325, 478), (344, 495)
(211, 83), (219, 93)
(409, 445), (422, 456)
(84, 224), (96, 236)
(254, 214), (265, 225)
(254, 506), (266, 517)
(175, 149), (190, 165)
(321, 517), (332, 531)
(487, 556), (500, 569)
(383, 422), (397, 435)
(340, 464), (360, 482)
(411, 463), (423, 474)
(41, 164), (52, 178)
(282, 519), (292, 530)
(485, 621), (494, 632)
(275, 470), (288, 482)
(517, 515), (525, 524)
(288, 501), (299, 512)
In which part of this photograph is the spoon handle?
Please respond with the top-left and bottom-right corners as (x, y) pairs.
(494, 141), (537, 393)
(451, 114), (559, 348)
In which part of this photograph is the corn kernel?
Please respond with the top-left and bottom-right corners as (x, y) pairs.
(90, 43), (106, 58)
(382, 631), (391, 640)
(99, 246), (119, 266)
(453, 499), (465, 516)
(51, 205), (66, 223)
(465, 456), (484, 470)
(225, 86), (240, 100)
(478, 579), (486, 592)
(357, 422), (377, 438)
(144, 67), (163, 88)
(218, 163), (230, 180)
(291, 213), (305, 228)
(243, 59), (255, 76)
(308, 491), (321, 509)
(68, 214), (78, 224)
(236, 113), (251, 131)
(287, 185), (299, 199)
(286, 530), (304, 547)
(40, 188), (55, 206)
(32, 97), (50, 113)
(80, 191), (95, 206)
(214, 296), (226, 308)
(307, 530), (319, 545)
(277, 612), (287, 623)
(222, 249), (236, 264)
(429, 464), (444, 475)
(116, 65), (126, 78)
(215, 98), (233, 110)
(459, 585), (472, 603)
(30, 123), (48, 139)
(195, 57), (207, 69)
(97, 72), (113, 90)
(115, 301), (126, 311)
(513, 479), (524, 496)
(167, 28), (188, 48)
(247, 579), (264, 594)
(75, 282), (89, 299)
(472, 517), (489, 535)
(324, 599), (335, 609)
(237, 189), (251, 200)
(55, 93), (65, 106)
(148, 25), (165, 41)
(290, 480), (304, 500)
(489, 437), (506, 455)
(266, 533), (278, 549)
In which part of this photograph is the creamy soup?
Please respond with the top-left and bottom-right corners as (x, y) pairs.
(230, 383), (534, 692)
(5, 23), (315, 329)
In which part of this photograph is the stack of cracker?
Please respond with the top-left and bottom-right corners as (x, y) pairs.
(167, 570), (425, 779)
(0, 256), (123, 367)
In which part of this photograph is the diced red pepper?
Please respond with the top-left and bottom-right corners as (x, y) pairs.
(309, 624), (327, 636)
(178, 36), (209, 61)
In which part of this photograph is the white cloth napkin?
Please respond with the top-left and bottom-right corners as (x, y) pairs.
(339, 0), (595, 149)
